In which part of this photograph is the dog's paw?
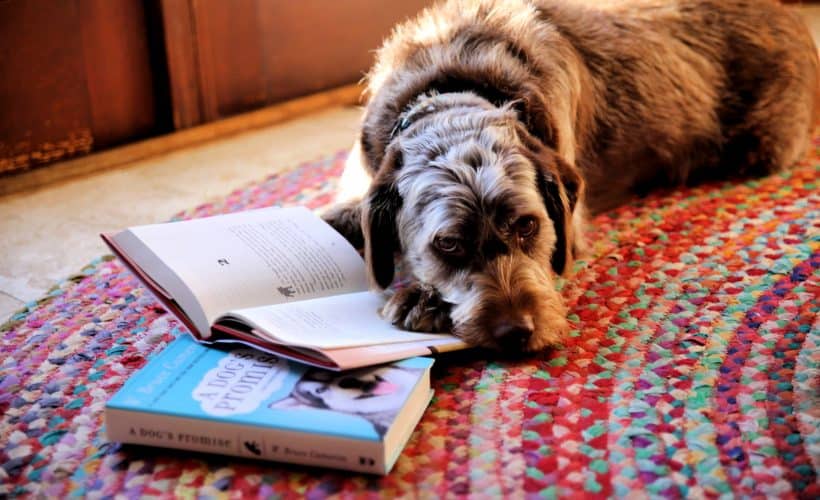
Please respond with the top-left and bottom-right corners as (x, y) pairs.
(529, 316), (570, 351)
(381, 283), (453, 333)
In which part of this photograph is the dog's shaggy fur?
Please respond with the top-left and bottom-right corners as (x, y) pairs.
(324, 0), (818, 353)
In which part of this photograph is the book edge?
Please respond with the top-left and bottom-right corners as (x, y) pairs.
(104, 406), (390, 474)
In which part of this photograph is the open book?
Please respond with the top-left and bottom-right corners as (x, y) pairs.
(101, 206), (467, 370)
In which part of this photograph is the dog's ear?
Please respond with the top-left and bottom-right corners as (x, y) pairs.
(507, 85), (558, 149)
(361, 147), (404, 289)
(535, 162), (579, 276)
(515, 123), (584, 276)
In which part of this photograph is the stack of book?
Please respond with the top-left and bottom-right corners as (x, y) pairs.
(103, 207), (468, 474)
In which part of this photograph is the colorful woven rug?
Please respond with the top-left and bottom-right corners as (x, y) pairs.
(1, 138), (818, 498)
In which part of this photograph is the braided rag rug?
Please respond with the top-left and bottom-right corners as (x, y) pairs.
(2, 135), (819, 499)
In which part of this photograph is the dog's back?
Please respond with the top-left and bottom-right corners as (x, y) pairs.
(536, 0), (818, 210)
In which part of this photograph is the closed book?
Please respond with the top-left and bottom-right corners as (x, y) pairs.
(105, 335), (434, 474)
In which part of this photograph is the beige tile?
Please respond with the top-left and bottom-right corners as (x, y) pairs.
(0, 105), (362, 308)
(0, 213), (112, 299)
(0, 274), (50, 304)
(0, 292), (24, 325)
(116, 106), (362, 202)
(0, 177), (185, 234)
(0, 106), (361, 229)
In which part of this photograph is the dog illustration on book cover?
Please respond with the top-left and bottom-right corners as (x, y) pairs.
(269, 365), (423, 436)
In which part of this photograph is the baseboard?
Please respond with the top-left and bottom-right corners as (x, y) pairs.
(0, 83), (364, 197)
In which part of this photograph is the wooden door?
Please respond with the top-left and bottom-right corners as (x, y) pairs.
(161, 0), (431, 128)
(0, 0), (170, 176)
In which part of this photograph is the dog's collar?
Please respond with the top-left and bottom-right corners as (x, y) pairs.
(389, 95), (442, 140)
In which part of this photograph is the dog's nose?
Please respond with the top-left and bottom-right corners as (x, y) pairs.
(492, 320), (533, 351)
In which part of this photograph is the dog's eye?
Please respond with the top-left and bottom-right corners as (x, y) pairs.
(514, 216), (539, 239)
(433, 235), (464, 255)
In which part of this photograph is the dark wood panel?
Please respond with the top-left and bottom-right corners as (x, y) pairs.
(163, 0), (430, 127)
(0, 0), (165, 175)
(78, 0), (162, 148)
(0, 0), (93, 174)
(160, 0), (205, 129)
(256, 1), (430, 103)
(193, 0), (269, 120)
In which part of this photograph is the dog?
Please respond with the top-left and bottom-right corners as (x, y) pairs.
(323, 0), (819, 353)
(269, 366), (422, 436)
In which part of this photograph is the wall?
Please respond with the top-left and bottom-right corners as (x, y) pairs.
(0, 0), (429, 177)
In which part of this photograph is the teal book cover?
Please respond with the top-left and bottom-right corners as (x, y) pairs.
(105, 335), (434, 474)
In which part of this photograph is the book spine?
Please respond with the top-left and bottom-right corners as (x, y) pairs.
(105, 408), (388, 474)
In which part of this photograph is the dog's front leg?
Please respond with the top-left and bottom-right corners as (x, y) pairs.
(381, 281), (453, 333)
(320, 140), (375, 251)
(321, 199), (364, 250)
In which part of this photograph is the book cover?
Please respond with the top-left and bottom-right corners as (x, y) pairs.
(105, 335), (434, 474)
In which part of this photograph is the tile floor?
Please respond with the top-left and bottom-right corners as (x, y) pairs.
(2, 5), (819, 324)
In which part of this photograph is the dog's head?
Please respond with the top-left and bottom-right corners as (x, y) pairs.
(361, 92), (584, 352)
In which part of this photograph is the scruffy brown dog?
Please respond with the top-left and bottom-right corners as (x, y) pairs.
(324, 0), (818, 353)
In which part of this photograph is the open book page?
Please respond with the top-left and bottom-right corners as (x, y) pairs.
(205, 330), (466, 370)
(104, 231), (205, 335)
(113, 207), (367, 338)
(218, 291), (461, 349)
(304, 336), (468, 370)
